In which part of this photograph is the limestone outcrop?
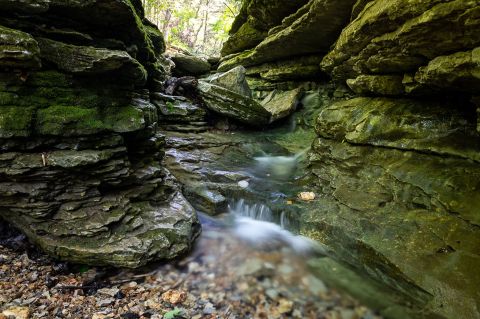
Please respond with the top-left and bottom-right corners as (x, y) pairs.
(198, 66), (302, 125)
(220, 0), (480, 317)
(0, 0), (200, 268)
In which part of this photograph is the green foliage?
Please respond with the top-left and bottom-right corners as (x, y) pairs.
(142, 0), (241, 54)
(163, 308), (183, 319)
(0, 106), (35, 137)
(166, 101), (175, 111)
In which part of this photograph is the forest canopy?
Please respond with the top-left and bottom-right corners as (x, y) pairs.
(141, 0), (241, 55)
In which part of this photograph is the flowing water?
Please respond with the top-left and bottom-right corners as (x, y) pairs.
(160, 106), (420, 318)
(175, 144), (385, 318)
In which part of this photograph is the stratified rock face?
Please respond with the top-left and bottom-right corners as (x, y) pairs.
(219, 0), (358, 95)
(221, 0), (309, 56)
(305, 97), (480, 319)
(222, 0), (480, 317)
(0, 0), (200, 268)
(322, 0), (480, 95)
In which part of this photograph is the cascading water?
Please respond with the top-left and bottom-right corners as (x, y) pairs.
(253, 147), (309, 179)
(228, 198), (274, 222)
(222, 146), (325, 255)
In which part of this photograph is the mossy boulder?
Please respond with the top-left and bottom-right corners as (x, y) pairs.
(197, 81), (271, 126)
(206, 66), (252, 97)
(171, 53), (211, 76)
(261, 88), (304, 122)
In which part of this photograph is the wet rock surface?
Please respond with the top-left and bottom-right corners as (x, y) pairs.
(218, 1), (480, 317)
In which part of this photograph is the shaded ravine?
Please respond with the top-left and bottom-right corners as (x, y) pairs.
(160, 102), (434, 318)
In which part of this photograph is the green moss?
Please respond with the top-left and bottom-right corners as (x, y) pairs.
(27, 71), (72, 88)
(103, 105), (145, 133)
(35, 105), (105, 136)
(0, 106), (35, 137)
(0, 92), (19, 106)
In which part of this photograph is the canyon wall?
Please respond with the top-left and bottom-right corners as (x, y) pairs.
(0, 0), (200, 268)
(221, 0), (480, 318)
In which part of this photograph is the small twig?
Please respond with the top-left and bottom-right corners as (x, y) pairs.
(41, 153), (47, 167)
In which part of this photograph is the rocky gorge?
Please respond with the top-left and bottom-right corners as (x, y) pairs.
(1, 0), (480, 319)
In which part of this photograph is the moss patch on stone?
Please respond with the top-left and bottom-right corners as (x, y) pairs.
(0, 106), (35, 138)
(35, 105), (105, 136)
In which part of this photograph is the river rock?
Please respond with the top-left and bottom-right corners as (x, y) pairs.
(261, 88), (303, 122)
(206, 66), (252, 97)
(197, 81), (271, 126)
(171, 53), (211, 76)
(0, 0), (200, 268)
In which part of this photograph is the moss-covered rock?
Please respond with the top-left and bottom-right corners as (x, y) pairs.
(220, 0), (358, 69)
(0, 25), (41, 69)
(322, 0), (480, 83)
(243, 55), (325, 82)
(37, 38), (147, 85)
(261, 88), (304, 122)
(198, 80), (271, 126)
(306, 136), (480, 318)
(206, 66), (252, 97)
(0, 106), (35, 138)
(0, 0), (200, 268)
(406, 47), (480, 94)
(171, 53), (211, 76)
(34, 105), (145, 136)
(346, 75), (405, 96)
(221, 0), (309, 56)
(316, 97), (480, 162)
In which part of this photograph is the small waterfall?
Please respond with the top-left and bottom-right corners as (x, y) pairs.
(228, 198), (274, 222)
(253, 147), (309, 179)
(228, 199), (323, 255)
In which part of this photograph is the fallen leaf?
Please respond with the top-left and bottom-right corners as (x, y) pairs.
(162, 290), (187, 304)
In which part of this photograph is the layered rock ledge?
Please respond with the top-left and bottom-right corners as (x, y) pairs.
(0, 0), (200, 268)
(221, 0), (480, 318)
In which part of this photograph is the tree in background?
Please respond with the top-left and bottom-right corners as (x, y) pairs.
(141, 0), (241, 55)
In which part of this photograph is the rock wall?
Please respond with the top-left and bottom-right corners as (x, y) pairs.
(0, 0), (200, 268)
(222, 1), (480, 318)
